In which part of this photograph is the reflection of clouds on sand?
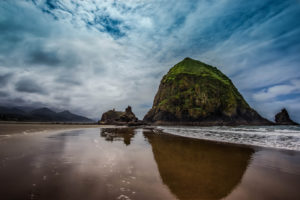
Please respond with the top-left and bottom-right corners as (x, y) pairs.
(224, 149), (300, 200)
(41, 129), (140, 199)
(0, 128), (174, 199)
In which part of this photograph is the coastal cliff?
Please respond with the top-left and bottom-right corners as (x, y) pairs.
(144, 57), (271, 125)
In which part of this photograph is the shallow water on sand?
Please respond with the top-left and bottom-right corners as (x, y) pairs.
(0, 127), (300, 200)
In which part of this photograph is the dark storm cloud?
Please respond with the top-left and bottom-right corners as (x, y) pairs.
(0, 97), (27, 106)
(0, 1), (84, 71)
(0, 1), (59, 67)
(0, 91), (9, 98)
(26, 49), (62, 66)
(0, 97), (47, 108)
(55, 75), (81, 86)
(0, 73), (13, 86)
(15, 79), (47, 94)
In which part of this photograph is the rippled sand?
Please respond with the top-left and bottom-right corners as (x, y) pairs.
(0, 124), (299, 200)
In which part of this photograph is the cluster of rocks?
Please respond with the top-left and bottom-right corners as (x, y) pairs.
(99, 106), (298, 126)
(99, 106), (145, 126)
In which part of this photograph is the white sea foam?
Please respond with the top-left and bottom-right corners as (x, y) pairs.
(157, 125), (300, 151)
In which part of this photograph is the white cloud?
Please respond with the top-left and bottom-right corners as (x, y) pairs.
(253, 79), (300, 101)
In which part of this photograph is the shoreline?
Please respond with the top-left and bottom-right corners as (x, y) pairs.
(1, 123), (299, 153)
(150, 126), (300, 153)
(0, 123), (117, 136)
(159, 130), (297, 153)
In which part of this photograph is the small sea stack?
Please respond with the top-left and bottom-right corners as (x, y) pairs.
(99, 106), (142, 125)
(275, 108), (298, 125)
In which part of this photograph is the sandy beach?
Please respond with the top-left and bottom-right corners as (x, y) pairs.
(0, 124), (299, 200)
(0, 123), (114, 136)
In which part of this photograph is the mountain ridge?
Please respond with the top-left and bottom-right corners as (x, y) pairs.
(0, 106), (94, 123)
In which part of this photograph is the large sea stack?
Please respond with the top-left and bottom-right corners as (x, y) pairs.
(144, 57), (271, 125)
(275, 108), (298, 125)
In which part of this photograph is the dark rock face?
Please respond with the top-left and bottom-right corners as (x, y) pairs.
(275, 108), (298, 125)
(144, 57), (272, 125)
(120, 106), (138, 122)
(99, 106), (139, 125)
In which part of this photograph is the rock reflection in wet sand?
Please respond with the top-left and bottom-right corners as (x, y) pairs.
(100, 128), (135, 146)
(144, 131), (254, 200)
(0, 127), (300, 200)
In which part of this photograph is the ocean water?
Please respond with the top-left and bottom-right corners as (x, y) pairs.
(157, 125), (300, 151)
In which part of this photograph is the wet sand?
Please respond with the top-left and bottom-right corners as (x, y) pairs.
(0, 125), (299, 200)
(0, 123), (114, 135)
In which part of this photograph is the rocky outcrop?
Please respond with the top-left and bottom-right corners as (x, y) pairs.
(275, 108), (298, 125)
(99, 106), (141, 125)
(144, 57), (272, 125)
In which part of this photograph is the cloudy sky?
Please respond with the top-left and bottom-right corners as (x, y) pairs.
(0, 0), (300, 122)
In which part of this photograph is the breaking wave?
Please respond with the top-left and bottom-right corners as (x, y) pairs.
(157, 126), (300, 151)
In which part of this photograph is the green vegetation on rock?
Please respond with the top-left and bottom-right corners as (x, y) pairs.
(163, 57), (231, 85)
(144, 57), (271, 125)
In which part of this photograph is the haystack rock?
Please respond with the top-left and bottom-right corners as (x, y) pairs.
(144, 57), (272, 125)
(275, 108), (298, 125)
